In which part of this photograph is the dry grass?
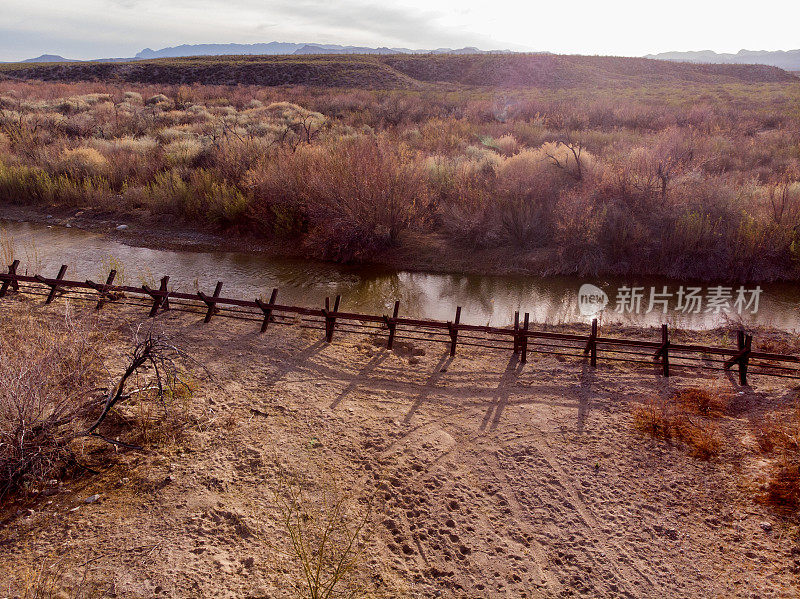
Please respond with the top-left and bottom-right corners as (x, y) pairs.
(633, 387), (726, 460)
(0, 304), (107, 496)
(674, 387), (727, 418)
(765, 459), (800, 512)
(752, 408), (800, 512)
(2, 557), (112, 599)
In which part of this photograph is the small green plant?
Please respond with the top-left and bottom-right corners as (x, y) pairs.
(2, 555), (112, 598)
(276, 472), (371, 599)
(97, 254), (125, 285)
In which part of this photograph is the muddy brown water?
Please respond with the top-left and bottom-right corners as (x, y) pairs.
(2, 220), (799, 331)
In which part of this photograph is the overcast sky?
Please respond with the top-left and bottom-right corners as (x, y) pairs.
(2, 0), (799, 61)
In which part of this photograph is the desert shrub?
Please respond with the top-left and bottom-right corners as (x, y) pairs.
(59, 146), (108, 178)
(145, 93), (172, 108)
(633, 400), (675, 441)
(205, 137), (272, 184)
(492, 145), (580, 247)
(484, 134), (520, 156)
(0, 162), (104, 206)
(156, 125), (193, 144)
(276, 471), (372, 599)
(437, 143), (583, 249)
(163, 137), (203, 166)
(55, 98), (89, 115)
(265, 101), (327, 144)
(122, 91), (142, 105)
(683, 422), (723, 460)
(0, 308), (105, 496)
(633, 387), (725, 460)
(125, 169), (189, 214)
(766, 458), (800, 512)
(267, 137), (430, 261)
(94, 135), (158, 156)
(752, 408), (800, 512)
(0, 303), (196, 498)
(674, 387), (727, 418)
(184, 169), (249, 226)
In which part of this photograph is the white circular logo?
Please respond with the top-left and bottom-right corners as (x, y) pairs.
(578, 284), (608, 316)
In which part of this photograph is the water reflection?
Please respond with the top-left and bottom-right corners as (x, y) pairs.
(1, 219), (798, 331)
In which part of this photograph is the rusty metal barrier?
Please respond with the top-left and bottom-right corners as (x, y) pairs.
(2, 261), (799, 385)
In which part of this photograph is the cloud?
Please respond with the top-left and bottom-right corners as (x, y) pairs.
(247, 0), (499, 48)
(2, 0), (799, 62)
(0, 0), (509, 61)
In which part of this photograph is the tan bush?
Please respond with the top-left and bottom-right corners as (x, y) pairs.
(633, 387), (725, 460)
(59, 146), (108, 178)
(752, 408), (800, 512)
(91, 135), (158, 156)
(493, 134), (520, 156)
(163, 138), (203, 166)
(145, 93), (172, 108)
(0, 307), (104, 495)
(55, 98), (88, 115)
(490, 145), (579, 247)
(766, 458), (800, 512)
(674, 387), (727, 418)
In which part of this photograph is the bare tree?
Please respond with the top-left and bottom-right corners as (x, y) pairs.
(545, 130), (586, 181)
(85, 327), (193, 445)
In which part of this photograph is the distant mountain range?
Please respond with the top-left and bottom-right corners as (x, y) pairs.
(13, 42), (502, 63)
(12, 45), (800, 71)
(645, 49), (800, 70)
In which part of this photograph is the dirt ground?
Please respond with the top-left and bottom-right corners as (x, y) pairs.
(1, 297), (799, 598)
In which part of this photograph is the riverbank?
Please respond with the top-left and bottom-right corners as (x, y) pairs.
(0, 204), (558, 279)
(1, 296), (799, 597)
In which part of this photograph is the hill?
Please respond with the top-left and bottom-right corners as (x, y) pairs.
(21, 54), (76, 63)
(0, 53), (796, 88)
(13, 42), (501, 63)
(646, 48), (800, 70)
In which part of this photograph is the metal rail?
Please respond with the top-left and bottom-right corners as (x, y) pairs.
(2, 261), (798, 385)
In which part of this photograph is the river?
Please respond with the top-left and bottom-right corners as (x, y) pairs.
(1, 220), (799, 331)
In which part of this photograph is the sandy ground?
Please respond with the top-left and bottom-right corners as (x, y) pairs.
(0, 297), (799, 598)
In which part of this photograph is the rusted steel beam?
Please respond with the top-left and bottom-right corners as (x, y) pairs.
(85, 269), (117, 310)
(323, 295), (341, 342)
(448, 306), (462, 356)
(724, 331), (752, 385)
(143, 276), (171, 317)
(36, 265), (68, 304)
(0, 260), (19, 298)
(384, 300), (400, 349)
(653, 323), (670, 376)
(520, 312), (529, 364)
(255, 288), (278, 333)
(583, 318), (598, 367)
(198, 281), (224, 323)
